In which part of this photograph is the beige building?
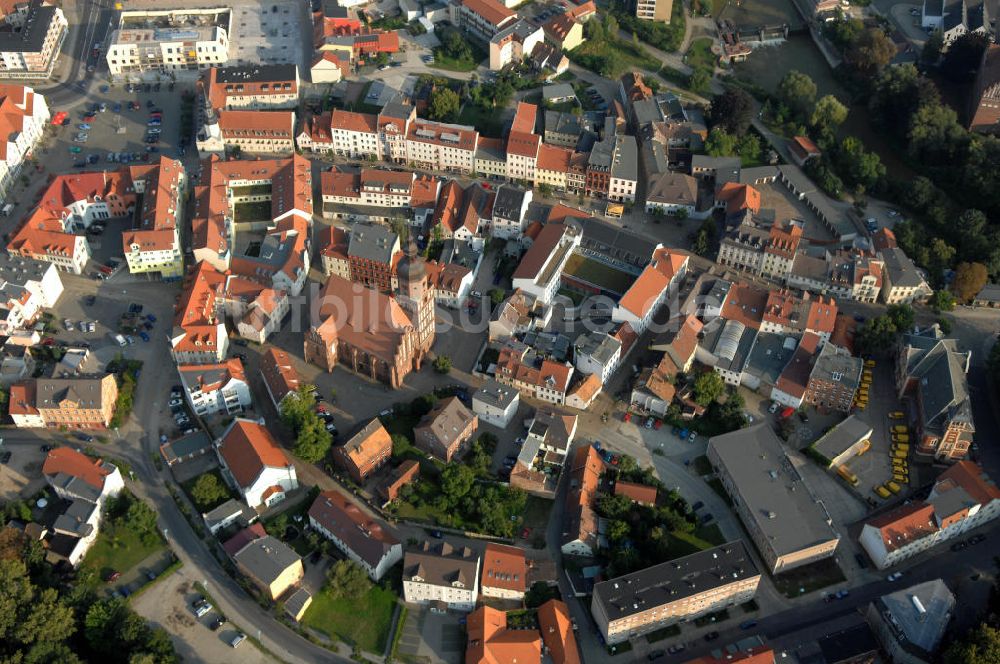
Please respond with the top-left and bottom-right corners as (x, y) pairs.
(402, 542), (480, 611)
(591, 541), (760, 644)
(707, 424), (841, 573)
(0, 1), (68, 79)
(414, 396), (478, 462)
(106, 9), (231, 77)
(635, 0), (674, 22)
(232, 534), (304, 600)
(405, 120), (479, 174)
(32, 374), (118, 430)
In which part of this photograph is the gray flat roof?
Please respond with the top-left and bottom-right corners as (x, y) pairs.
(708, 424), (840, 558)
(473, 378), (519, 410)
(593, 541), (759, 621)
(811, 415), (873, 464)
(875, 579), (954, 656)
(233, 535), (301, 585)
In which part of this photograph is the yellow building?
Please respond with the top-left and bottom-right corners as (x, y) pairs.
(233, 535), (304, 601)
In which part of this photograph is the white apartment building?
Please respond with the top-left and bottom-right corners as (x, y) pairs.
(330, 109), (382, 159)
(216, 418), (299, 511)
(859, 461), (1000, 569)
(472, 378), (520, 428)
(0, 84), (48, 201)
(573, 331), (622, 385)
(0, 254), (62, 336)
(106, 9), (231, 77)
(403, 542), (481, 611)
(612, 248), (689, 335)
(0, 2), (67, 80)
(405, 120), (478, 174)
(308, 490), (403, 581)
(178, 358), (252, 417)
(511, 222), (581, 306)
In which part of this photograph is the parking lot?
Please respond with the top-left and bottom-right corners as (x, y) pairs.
(229, 1), (311, 70)
(132, 566), (272, 664)
(0, 435), (49, 501)
(394, 607), (464, 664)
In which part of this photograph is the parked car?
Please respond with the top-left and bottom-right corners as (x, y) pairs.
(968, 533), (987, 545)
(739, 620), (758, 630)
(887, 572), (903, 581)
(74, 432), (94, 442)
(195, 603), (212, 618)
(703, 631), (720, 641)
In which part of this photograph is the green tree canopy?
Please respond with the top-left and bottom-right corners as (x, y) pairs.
(952, 262), (989, 302)
(325, 560), (371, 600)
(709, 88), (754, 136)
(189, 473), (230, 511)
(705, 127), (737, 157)
(693, 371), (725, 407)
(777, 70), (817, 119)
(428, 88), (460, 122)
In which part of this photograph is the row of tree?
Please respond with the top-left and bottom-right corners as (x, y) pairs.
(280, 385), (334, 463)
(0, 519), (176, 663)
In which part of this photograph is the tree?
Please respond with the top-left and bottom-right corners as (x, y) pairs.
(887, 304), (915, 332)
(777, 70), (817, 119)
(921, 30), (943, 65)
(325, 560), (371, 600)
(693, 371), (725, 406)
(280, 385), (317, 431)
(428, 88), (460, 122)
(705, 127), (737, 157)
(537, 183), (553, 197)
(810, 95), (848, 135)
(188, 474), (230, 511)
(952, 262), (989, 302)
(846, 28), (895, 73)
(736, 133), (761, 164)
(929, 289), (956, 312)
(942, 32), (990, 81)
(433, 355), (452, 374)
(927, 237), (957, 286)
(857, 314), (898, 354)
(943, 623), (1000, 664)
(293, 417), (333, 463)
(597, 493), (634, 520)
(441, 464), (475, 503)
(489, 288), (506, 306)
(689, 69), (711, 95)
(608, 519), (630, 542)
(125, 499), (158, 539)
(391, 434), (412, 458)
(709, 88), (754, 136)
(832, 136), (885, 191)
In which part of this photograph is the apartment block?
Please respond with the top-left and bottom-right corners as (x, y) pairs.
(592, 541), (760, 644)
(177, 358), (251, 417)
(0, 1), (67, 79)
(309, 489), (402, 581)
(402, 542), (481, 611)
(204, 64), (299, 110)
(106, 9), (231, 76)
(708, 425), (840, 573)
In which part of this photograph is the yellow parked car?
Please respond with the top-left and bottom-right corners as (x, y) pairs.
(874, 485), (891, 499)
(865, 359), (876, 368)
(893, 434), (910, 444)
(893, 443), (910, 452)
(893, 449), (908, 459)
(863, 370), (873, 380)
(893, 425), (908, 434)
(889, 411), (905, 420)
(887, 481), (902, 494)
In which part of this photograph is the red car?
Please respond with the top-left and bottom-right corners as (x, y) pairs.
(51, 111), (67, 125)
(520, 527), (531, 539)
(653, 419), (663, 430)
(41, 337), (55, 346)
(105, 570), (121, 583)
(623, 412), (631, 423)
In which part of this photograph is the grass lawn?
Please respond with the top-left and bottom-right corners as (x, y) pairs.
(694, 522), (726, 546)
(646, 624), (681, 643)
(772, 557), (846, 598)
(686, 38), (715, 73)
(668, 527), (724, 557)
(692, 455), (713, 476)
(233, 200), (272, 223)
(302, 584), (397, 653)
(456, 104), (506, 138)
(568, 37), (660, 79)
(563, 254), (636, 295)
(705, 478), (733, 506)
(80, 524), (164, 584)
(557, 288), (585, 306)
(522, 495), (554, 531)
(229, 184), (271, 198)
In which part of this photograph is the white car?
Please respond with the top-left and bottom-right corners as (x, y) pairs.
(768, 401), (780, 414)
(887, 572), (903, 581)
(168, 398), (183, 407)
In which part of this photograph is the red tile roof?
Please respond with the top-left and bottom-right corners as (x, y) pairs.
(936, 461), (1000, 505)
(616, 248), (687, 319)
(480, 542), (527, 593)
(218, 419), (294, 489)
(222, 523), (267, 557)
(330, 109), (378, 134)
(42, 447), (115, 491)
(461, 0), (515, 27)
(614, 480), (657, 505)
(466, 606), (542, 664)
(537, 143), (572, 172)
(538, 599), (581, 664)
(866, 502), (937, 553)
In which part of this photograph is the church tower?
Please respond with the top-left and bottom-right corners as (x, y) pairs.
(397, 241), (435, 362)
